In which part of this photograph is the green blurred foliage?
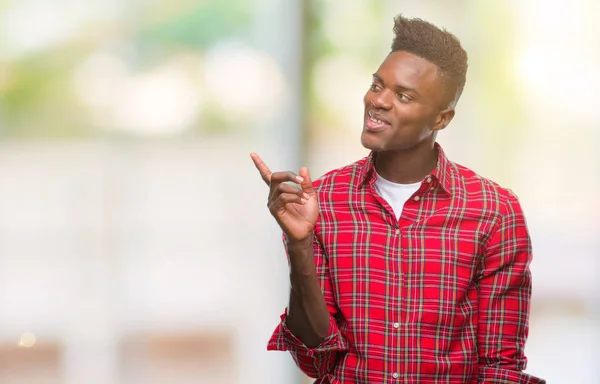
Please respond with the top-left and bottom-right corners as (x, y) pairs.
(468, 0), (526, 179)
(0, 0), (255, 140)
(137, 0), (252, 51)
(0, 47), (92, 138)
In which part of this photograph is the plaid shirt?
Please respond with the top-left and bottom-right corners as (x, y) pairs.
(267, 144), (545, 384)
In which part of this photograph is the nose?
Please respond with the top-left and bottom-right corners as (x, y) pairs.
(371, 90), (393, 110)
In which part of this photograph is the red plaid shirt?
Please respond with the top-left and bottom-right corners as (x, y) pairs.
(267, 144), (545, 384)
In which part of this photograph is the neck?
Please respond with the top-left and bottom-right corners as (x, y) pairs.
(374, 142), (438, 184)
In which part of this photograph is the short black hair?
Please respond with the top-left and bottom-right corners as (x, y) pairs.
(391, 14), (468, 107)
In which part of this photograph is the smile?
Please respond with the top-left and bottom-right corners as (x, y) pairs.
(365, 110), (390, 131)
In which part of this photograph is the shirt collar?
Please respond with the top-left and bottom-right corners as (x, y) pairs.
(358, 142), (454, 195)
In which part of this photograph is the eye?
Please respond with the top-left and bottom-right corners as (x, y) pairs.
(369, 83), (381, 91)
(397, 93), (411, 103)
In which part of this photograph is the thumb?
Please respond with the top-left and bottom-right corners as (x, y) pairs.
(298, 166), (316, 197)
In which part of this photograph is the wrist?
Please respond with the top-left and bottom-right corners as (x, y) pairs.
(286, 233), (316, 275)
(285, 232), (314, 250)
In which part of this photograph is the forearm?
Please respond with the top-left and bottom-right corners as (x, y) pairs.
(286, 235), (331, 348)
(267, 233), (349, 378)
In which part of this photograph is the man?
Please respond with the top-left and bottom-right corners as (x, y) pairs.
(250, 14), (545, 384)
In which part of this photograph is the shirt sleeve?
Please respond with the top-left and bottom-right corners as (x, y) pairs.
(267, 232), (349, 379)
(477, 191), (545, 384)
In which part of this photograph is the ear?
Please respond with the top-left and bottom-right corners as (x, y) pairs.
(432, 108), (455, 132)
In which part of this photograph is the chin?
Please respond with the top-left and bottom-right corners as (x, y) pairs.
(360, 132), (384, 151)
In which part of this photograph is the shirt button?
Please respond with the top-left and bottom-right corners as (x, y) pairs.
(395, 229), (400, 235)
(414, 195), (420, 201)
(393, 322), (400, 329)
(392, 372), (399, 379)
(426, 177), (432, 183)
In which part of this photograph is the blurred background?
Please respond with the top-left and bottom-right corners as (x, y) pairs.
(0, 0), (598, 383)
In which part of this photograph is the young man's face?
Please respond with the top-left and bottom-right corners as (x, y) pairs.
(361, 50), (454, 152)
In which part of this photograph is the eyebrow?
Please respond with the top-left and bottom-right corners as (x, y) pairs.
(372, 73), (421, 96)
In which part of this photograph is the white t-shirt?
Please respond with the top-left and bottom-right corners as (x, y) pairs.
(374, 172), (421, 220)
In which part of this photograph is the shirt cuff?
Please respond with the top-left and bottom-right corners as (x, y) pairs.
(479, 366), (546, 384)
(267, 309), (348, 356)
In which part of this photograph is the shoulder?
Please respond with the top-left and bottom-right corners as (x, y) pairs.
(312, 156), (369, 193)
(449, 160), (523, 214)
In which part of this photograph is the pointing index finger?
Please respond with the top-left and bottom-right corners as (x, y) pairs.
(250, 152), (273, 185)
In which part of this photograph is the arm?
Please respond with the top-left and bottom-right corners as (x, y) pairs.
(267, 232), (349, 378)
(249, 154), (348, 378)
(286, 234), (333, 346)
(477, 192), (545, 384)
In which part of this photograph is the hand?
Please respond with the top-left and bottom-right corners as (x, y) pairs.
(250, 153), (319, 242)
